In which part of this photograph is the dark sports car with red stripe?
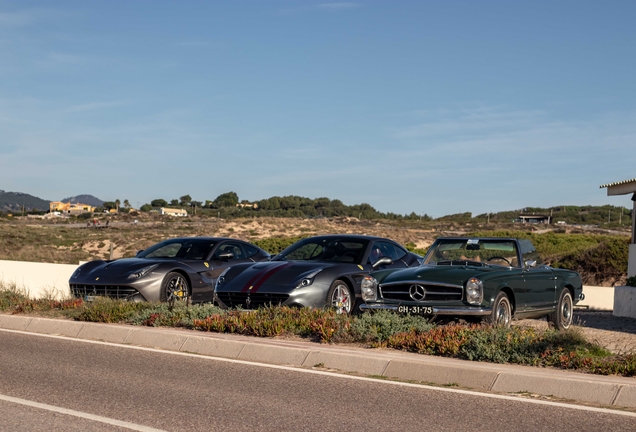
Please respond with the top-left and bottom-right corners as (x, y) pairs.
(213, 235), (422, 313)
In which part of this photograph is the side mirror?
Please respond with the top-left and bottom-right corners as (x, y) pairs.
(217, 251), (234, 260)
(372, 256), (393, 269)
(524, 260), (537, 269)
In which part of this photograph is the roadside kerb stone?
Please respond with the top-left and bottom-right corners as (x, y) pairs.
(383, 359), (498, 390)
(614, 385), (636, 408)
(180, 336), (246, 359)
(76, 323), (133, 344)
(0, 314), (32, 331)
(492, 372), (621, 405)
(25, 317), (84, 338)
(124, 328), (189, 351)
(238, 344), (310, 367)
(303, 351), (388, 376)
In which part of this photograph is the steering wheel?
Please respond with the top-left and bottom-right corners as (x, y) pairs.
(486, 256), (512, 266)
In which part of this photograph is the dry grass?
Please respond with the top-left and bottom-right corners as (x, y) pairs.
(0, 216), (444, 264)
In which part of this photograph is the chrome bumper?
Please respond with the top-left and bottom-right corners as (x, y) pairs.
(360, 303), (492, 316)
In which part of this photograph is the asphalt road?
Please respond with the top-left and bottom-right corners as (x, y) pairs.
(1, 331), (635, 432)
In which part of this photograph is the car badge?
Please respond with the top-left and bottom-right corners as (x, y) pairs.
(409, 284), (426, 301)
(248, 286), (253, 290)
(204, 262), (209, 268)
(357, 265), (363, 270)
(95, 277), (99, 281)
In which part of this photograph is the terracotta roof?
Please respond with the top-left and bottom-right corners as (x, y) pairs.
(599, 178), (636, 188)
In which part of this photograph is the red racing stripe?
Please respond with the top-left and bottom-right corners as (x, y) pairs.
(242, 262), (292, 293)
(241, 262), (291, 293)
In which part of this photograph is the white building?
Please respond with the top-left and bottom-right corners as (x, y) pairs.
(160, 207), (188, 217)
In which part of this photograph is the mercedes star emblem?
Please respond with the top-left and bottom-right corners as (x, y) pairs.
(409, 284), (426, 301)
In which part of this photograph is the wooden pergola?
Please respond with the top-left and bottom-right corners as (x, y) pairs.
(600, 177), (636, 277)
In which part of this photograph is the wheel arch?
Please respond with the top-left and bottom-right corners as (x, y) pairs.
(167, 268), (193, 295)
(499, 286), (516, 315)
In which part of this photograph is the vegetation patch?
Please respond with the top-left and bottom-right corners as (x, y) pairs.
(1, 283), (633, 377)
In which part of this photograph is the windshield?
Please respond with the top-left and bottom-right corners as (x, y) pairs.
(423, 239), (520, 268)
(275, 237), (369, 264)
(138, 239), (217, 260)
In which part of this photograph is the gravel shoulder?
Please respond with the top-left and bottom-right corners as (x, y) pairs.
(516, 310), (636, 354)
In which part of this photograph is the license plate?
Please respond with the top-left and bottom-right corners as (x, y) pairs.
(397, 305), (434, 315)
(84, 295), (97, 302)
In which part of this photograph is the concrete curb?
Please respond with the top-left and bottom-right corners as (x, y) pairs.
(1, 314), (636, 409)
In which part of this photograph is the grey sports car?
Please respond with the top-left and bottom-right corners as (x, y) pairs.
(69, 237), (270, 303)
(214, 234), (422, 313)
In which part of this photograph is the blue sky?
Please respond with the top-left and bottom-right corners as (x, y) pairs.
(0, 1), (634, 217)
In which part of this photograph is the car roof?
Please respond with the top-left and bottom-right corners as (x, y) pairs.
(434, 237), (519, 241)
(164, 237), (247, 242)
(304, 234), (392, 241)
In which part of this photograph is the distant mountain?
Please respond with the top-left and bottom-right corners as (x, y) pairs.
(0, 190), (50, 212)
(60, 194), (104, 207)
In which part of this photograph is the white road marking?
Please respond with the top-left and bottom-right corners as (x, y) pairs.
(2, 328), (636, 418)
(0, 393), (165, 432)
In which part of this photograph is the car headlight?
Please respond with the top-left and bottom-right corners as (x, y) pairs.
(127, 264), (158, 279)
(361, 276), (378, 302)
(296, 269), (323, 289)
(216, 267), (231, 288)
(465, 277), (483, 305)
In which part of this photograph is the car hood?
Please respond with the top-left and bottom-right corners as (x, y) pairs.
(78, 258), (180, 276)
(377, 264), (500, 286)
(221, 260), (348, 292)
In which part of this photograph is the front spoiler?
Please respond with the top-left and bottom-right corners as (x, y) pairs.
(360, 303), (492, 316)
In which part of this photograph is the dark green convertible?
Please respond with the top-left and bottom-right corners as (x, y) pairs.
(359, 237), (584, 330)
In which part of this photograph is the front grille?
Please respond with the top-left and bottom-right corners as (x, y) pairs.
(216, 292), (289, 309)
(380, 283), (463, 302)
(70, 284), (140, 300)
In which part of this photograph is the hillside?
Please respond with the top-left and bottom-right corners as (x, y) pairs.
(60, 194), (104, 207)
(0, 190), (50, 213)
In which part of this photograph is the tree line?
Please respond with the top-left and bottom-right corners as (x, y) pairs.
(136, 192), (432, 221)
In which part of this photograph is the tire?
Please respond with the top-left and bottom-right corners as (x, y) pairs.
(484, 291), (512, 327)
(548, 288), (573, 330)
(327, 279), (353, 314)
(160, 272), (190, 304)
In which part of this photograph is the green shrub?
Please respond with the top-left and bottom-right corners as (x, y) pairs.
(130, 303), (224, 327)
(253, 236), (306, 254)
(626, 276), (636, 287)
(349, 310), (433, 342)
(69, 298), (154, 323)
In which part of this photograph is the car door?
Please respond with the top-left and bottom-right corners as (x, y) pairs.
(518, 240), (558, 314)
(192, 241), (259, 302)
(523, 264), (558, 314)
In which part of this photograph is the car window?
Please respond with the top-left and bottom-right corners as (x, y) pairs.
(423, 239), (520, 267)
(519, 239), (543, 266)
(144, 243), (181, 258)
(242, 244), (259, 258)
(286, 243), (324, 260)
(140, 239), (216, 260)
(369, 241), (403, 263)
(277, 237), (369, 264)
(216, 242), (245, 260)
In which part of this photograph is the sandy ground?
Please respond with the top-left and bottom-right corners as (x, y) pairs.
(516, 311), (636, 354)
